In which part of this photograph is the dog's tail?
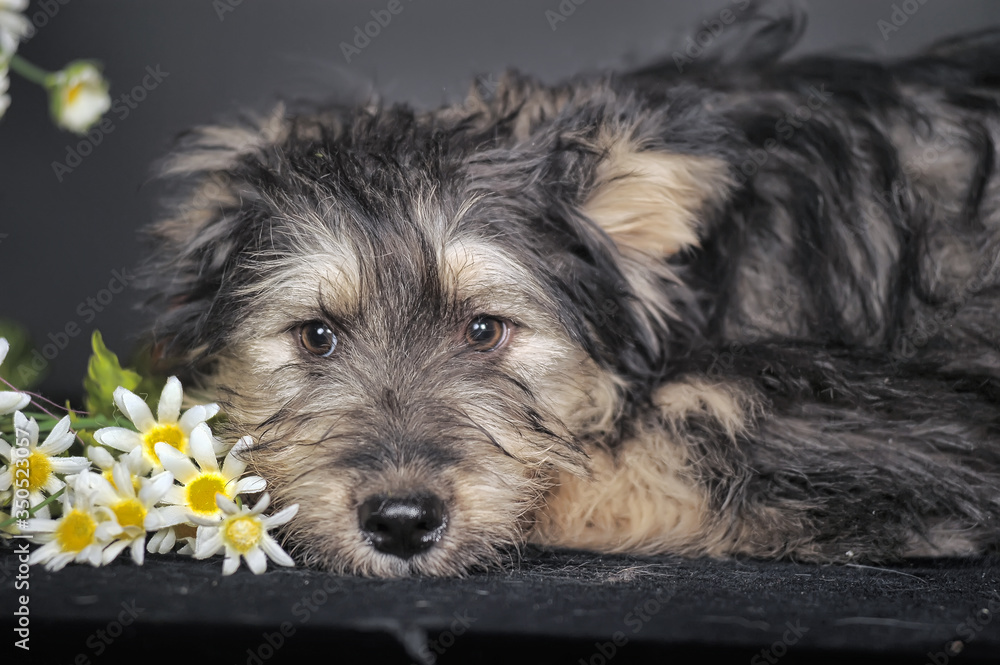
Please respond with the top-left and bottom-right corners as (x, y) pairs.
(899, 27), (1000, 90)
(628, 0), (807, 78)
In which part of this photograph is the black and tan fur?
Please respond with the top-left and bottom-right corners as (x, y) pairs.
(143, 7), (1000, 576)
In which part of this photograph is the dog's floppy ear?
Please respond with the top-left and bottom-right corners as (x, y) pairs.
(144, 105), (291, 362)
(581, 136), (732, 258)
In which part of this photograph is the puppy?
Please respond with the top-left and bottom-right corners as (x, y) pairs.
(143, 9), (1000, 576)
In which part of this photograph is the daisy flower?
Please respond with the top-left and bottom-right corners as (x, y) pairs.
(87, 444), (150, 493)
(151, 431), (266, 526)
(0, 411), (89, 518)
(191, 492), (298, 575)
(0, 0), (29, 56)
(47, 60), (111, 134)
(78, 455), (176, 565)
(94, 376), (220, 472)
(24, 471), (123, 572)
(0, 338), (31, 415)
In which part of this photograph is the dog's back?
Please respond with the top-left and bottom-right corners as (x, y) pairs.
(623, 17), (1000, 561)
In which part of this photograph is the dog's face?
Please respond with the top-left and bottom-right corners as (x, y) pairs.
(146, 75), (731, 575)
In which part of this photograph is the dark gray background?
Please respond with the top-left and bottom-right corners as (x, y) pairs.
(2, 0), (998, 396)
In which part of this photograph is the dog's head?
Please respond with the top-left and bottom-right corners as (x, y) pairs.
(144, 73), (731, 575)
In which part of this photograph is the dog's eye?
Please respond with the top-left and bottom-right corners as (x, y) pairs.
(299, 321), (338, 357)
(465, 316), (508, 352)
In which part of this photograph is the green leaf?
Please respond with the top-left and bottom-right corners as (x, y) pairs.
(0, 319), (44, 389)
(128, 343), (168, 406)
(84, 330), (142, 419)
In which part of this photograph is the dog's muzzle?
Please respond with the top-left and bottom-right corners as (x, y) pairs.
(357, 494), (448, 559)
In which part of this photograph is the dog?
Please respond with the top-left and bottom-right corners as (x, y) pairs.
(142, 6), (1000, 577)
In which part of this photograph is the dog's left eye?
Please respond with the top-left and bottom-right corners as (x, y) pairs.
(465, 316), (509, 352)
(299, 321), (338, 357)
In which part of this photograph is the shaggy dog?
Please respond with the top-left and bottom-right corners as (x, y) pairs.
(143, 7), (1000, 576)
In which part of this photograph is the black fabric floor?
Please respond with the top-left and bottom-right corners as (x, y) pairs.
(4, 546), (999, 664)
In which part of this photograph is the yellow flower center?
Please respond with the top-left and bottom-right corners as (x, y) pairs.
(66, 81), (84, 105)
(103, 469), (141, 494)
(186, 473), (227, 515)
(143, 424), (188, 464)
(26, 451), (53, 492)
(112, 499), (147, 530)
(55, 510), (97, 553)
(224, 516), (263, 554)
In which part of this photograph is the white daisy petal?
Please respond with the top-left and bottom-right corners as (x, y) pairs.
(249, 492), (271, 515)
(102, 539), (130, 564)
(95, 521), (123, 541)
(157, 377), (183, 424)
(111, 463), (136, 499)
(37, 416), (73, 454)
(42, 474), (65, 495)
(234, 476), (267, 495)
(263, 504), (300, 528)
(221, 448), (248, 479)
(138, 471), (174, 505)
(49, 456), (90, 474)
(115, 388), (156, 431)
(163, 485), (187, 505)
(14, 411), (35, 444)
(130, 538), (146, 565)
(94, 427), (144, 453)
(0, 468), (11, 491)
(222, 551), (240, 575)
(188, 424), (220, 472)
(155, 443), (200, 483)
(87, 445), (115, 468)
(215, 493), (240, 514)
(194, 530), (224, 559)
(259, 534), (295, 567)
(179, 403), (220, 433)
(0, 391), (30, 414)
(0, 437), (11, 459)
(244, 547), (267, 575)
(145, 505), (188, 529)
(147, 527), (177, 554)
(0, 338), (7, 364)
(23, 518), (58, 533)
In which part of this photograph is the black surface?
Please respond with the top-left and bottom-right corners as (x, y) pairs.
(4, 546), (999, 664)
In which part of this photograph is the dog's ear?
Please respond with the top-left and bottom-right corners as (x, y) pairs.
(144, 105), (290, 362)
(581, 137), (732, 259)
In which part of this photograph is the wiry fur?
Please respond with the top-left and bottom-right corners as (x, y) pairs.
(143, 5), (1000, 576)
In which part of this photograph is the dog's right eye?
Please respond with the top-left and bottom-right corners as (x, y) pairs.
(299, 321), (337, 357)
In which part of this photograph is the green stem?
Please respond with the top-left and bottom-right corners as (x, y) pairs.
(0, 487), (65, 531)
(8, 54), (54, 87)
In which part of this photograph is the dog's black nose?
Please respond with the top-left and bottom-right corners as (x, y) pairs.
(358, 494), (447, 559)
